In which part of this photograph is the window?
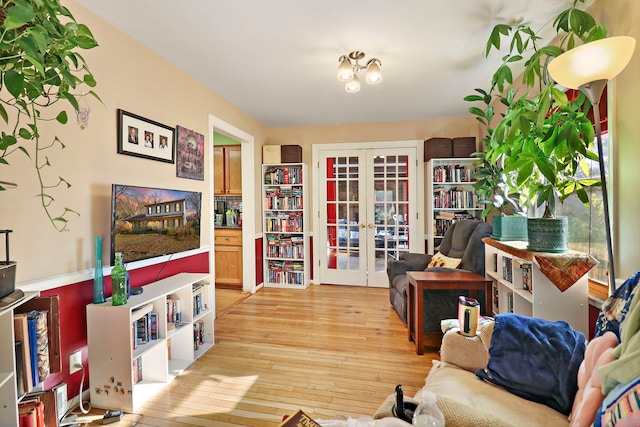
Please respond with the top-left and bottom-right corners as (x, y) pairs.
(555, 88), (609, 284)
(165, 204), (170, 213)
(156, 205), (161, 214)
(175, 203), (181, 212)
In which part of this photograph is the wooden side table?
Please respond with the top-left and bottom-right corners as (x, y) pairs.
(406, 271), (492, 355)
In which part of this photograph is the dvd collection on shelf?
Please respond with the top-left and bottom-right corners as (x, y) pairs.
(264, 166), (303, 185)
(432, 164), (476, 183)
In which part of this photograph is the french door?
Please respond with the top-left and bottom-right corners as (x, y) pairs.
(318, 147), (418, 287)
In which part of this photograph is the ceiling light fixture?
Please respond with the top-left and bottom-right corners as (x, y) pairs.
(547, 35), (636, 293)
(336, 51), (382, 93)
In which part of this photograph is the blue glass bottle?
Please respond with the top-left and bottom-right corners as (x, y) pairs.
(111, 252), (127, 306)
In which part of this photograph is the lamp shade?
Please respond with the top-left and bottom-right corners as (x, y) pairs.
(337, 56), (353, 83)
(345, 74), (361, 93)
(365, 60), (382, 85)
(547, 36), (636, 89)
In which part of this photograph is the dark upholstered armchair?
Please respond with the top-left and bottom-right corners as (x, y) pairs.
(387, 219), (492, 325)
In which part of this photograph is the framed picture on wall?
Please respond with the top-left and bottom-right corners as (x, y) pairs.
(117, 109), (175, 163)
(176, 125), (205, 180)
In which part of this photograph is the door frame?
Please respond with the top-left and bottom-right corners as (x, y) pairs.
(312, 140), (425, 286)
(208, 115), (256, 294)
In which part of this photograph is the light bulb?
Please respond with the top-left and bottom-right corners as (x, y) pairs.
(345, 74), (361, 93)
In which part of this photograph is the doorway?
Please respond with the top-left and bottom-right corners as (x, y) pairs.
(314, 142), (422, 287)
(208, 115), (256, 295)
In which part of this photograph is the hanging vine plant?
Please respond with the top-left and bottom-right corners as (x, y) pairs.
(0, 0), (100, 231)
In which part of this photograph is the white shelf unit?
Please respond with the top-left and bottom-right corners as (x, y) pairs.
(426, 158), (482, 253)
(0, 291), (38, 425)
(484, 241), (589, 338)
(87, 273), (212, 413)
(262, 163), (310, 289)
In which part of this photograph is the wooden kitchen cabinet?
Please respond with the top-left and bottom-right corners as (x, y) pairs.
(214, 228), (243, 288)
(214, 145), (242, 195)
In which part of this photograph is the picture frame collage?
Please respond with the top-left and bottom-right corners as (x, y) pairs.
(117, 109), (205, 181)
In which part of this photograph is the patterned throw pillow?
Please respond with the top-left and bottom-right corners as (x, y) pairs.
(595, 377), (640, 427)
(428, 252), (462, 269)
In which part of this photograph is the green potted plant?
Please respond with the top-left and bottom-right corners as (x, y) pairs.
(466, 0), (605, 251)
(0, 0), (100, 231)
(472, 152), (528, 241)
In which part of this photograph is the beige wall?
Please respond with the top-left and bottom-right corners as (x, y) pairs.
(1, 0), (268, 282)
(588, 0), (640, 280)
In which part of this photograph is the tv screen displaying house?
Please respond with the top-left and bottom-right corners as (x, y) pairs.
(111, 184), (202, 264)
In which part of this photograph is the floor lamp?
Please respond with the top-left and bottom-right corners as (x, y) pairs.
(547, 36), (636, 294)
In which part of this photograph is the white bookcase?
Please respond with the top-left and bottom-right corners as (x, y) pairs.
(484, 240), (589, 337)
(0, 291), (38, 425)
(262, 163), (310, 289)
(87, 273), (213, 413)
(426, 158), (482, 253)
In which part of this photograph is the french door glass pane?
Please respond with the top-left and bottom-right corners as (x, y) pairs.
(373, 154), (409, 270)
(326, 156), (360, 271)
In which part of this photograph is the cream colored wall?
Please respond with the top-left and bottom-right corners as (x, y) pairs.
(1, 0), (267, 283)
(588, 0), (640, 280)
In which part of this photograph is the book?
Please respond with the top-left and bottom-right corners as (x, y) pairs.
(28, 389), (59, 427)
(132, 357), (142, 384)
(136, 315), (148, 346)
(15, 341), (25, 396)
(278, 409), (321, 427)
(18, 400), (45, 427)
(18, 406), (37, 427)
(26, 315), (40, 387)
(27, 310), (50, 383)
(14, 313), (34, 393)
(149, 312), (158, 340)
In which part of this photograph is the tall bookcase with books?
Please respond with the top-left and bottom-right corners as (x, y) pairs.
(86, 273), (212, 413)
(426, 158), (482, 253)
(262, 163), (310, 289)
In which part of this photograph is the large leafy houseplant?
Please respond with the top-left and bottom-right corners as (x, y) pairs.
(466, 0), (606, 220)
(0, 0), (99, 231)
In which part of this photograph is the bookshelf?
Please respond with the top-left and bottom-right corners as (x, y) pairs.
(86, 273), (212, 413)
(262, 163), (310, 289)
(426, 158), (482, 253)
(0, 292), (63, 425)
(484, 239), (589, 337)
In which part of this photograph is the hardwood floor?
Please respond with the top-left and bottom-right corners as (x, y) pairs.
(84, 285), (438, 426)
(215, 287), (251, 318)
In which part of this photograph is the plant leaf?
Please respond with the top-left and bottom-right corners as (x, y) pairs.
(4, 70), (25, 98)
(4, 2), (36, 30)
(56, 111), (68, 124)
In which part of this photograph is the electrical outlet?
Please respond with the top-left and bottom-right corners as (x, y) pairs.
(69, 350), (82, 375)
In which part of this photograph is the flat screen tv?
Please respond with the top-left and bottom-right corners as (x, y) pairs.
(110, 184), (202, 265)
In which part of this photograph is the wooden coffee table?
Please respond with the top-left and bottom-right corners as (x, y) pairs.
(406, 271), (492, 355)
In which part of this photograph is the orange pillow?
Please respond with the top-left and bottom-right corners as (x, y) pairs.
(428, 252), (462, 269)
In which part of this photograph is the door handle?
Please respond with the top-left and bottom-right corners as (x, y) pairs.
(360, 223), (365, 228)
(368, 223), (374, 228)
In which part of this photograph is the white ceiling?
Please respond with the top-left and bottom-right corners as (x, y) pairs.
(75, 0), (586, 128)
